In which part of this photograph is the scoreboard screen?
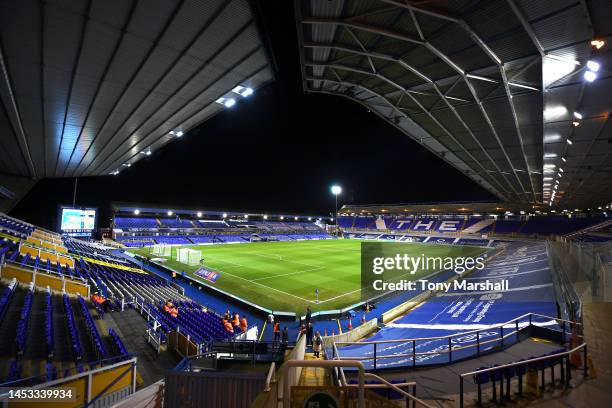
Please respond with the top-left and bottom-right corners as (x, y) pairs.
(59, 207), (97, 236)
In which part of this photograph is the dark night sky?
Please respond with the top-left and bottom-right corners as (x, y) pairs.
(10, 1), (493, 231)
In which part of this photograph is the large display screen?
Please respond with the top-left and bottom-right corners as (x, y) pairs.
(60, 208), (97, 233)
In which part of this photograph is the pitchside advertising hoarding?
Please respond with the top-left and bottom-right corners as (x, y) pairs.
(57, 206), (97, 237)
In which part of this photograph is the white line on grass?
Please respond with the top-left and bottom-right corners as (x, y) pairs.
(251, 265), (324, 281)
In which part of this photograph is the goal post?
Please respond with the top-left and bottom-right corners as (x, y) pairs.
(176, 248), (202, 265)
(151, 244), (171, 257)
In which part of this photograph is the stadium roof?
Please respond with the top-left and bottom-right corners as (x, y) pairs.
(111, 202), (331, 220)
(340, 201), (544, 216)
(0, 0), (275, 210)
(294, 0), (612, 209)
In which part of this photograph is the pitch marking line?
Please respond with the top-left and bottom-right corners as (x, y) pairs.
(251, 266), (324, 282)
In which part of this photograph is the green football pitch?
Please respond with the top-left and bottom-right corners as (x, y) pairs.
(132, 239), (486, 315)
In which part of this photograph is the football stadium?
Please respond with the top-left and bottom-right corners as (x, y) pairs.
(0, 0), (611, 407)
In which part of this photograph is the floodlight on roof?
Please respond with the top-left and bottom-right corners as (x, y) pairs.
(175, 131), (184, 137)
(244, 214), (248, 219)
(134, 210), (140, 215)
(280, 216), (284, 220)
(586, 60), (600, 72)
(561, 157), (566, 162)
(573, 112), (583, 120)
(168, 211), (173, 216)
(308, 217), (312, 221)
(232, 85), (254, 97)
(584, 70), (598, 82)
(544, 106), (567, 120)
(216, 97), (236, 107)
(197, 212), (202, 217)
(566, 138), (573, 145)
(263, 215), (268, 220)
(294, 216), (298, 220)
(222, 213), (227, 218)
(591, 39), (605, 49)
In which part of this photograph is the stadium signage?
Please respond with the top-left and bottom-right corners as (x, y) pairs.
(194, 268), (220, 283)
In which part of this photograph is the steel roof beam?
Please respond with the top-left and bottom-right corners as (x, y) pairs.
(308, 77), (509, 200)
(306, 72), (513, 198)
(72, 0), (187, 176)
(302, 18), (424, 45)
(0, 37), (37, 178)
(98, 52), (269, 176)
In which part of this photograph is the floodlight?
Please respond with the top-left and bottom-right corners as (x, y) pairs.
(566, 138), (573, 145)
(280, 216), (284, 220)
(573, 112), (583, 120)
(561, 157), (566, 162)
(543, 106), (567, 120)
(591, 40), (605, 49)
(294, 217), (298, 221)
(168, 211), (173, 216)
(225, 99), (236, 108)
(572, 121), (580, 127)
(197, 212), (202, 217)
(331, 185), (342, 195)
(244, 214), (248, 219)
(586, 60), (600, 72)
(175, 131), (184, 137)
(134, 210), (140, 215)
(584, 70), (597, 82)
(222, 213), (227, 218)
(232, 85), (253, 97)
(263, 215), (268, 220)
(308, 217), (312, 221)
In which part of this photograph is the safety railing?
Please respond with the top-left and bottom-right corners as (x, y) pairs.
(458, 342), (588, 408)
(332, 313), (580, 369)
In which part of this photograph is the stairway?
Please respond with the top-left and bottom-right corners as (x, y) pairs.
(104, 308), (180, 387)
(462, 218), (495, 234)
(298, 354), (330, 386)
(566, 218), (612, 238)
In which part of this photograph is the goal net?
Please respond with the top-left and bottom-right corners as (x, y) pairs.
(151, 244), (171, 257)
(176, 248), (202, 265)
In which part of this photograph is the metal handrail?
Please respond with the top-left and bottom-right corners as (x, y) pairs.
(264, 362), (276, 392)
(335, 312), (578, 345)
(458, 342), (588, 408)
(460, 342), (587, 377)
(363, 373), (434, 408)
(281, 360), (366, 408)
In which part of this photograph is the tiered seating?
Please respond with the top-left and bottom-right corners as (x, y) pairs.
(45, 290), (54, 359)
(15, 285), (34, 355)
(494, 220), (524, 233)
(160, 218), (193, 228)
(108, 328), (128, 357)
(115, 217), (158, 229)
(78, 297), (108, 360)
(145, 301), (235, 344)
(0, 215), (34, 235)
(353, 217), (376, 229)
(521, 216), (606, 235)
(63, 294), (83, 360)
(196, 220), (229, 228)
(0, 279), (17, 321)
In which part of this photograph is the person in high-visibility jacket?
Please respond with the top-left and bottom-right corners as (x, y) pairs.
(223, 319), (234, 334)
(239, 316), (248, 332)
(273, 322), (281, 344)
(91, 292), (111, 312)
